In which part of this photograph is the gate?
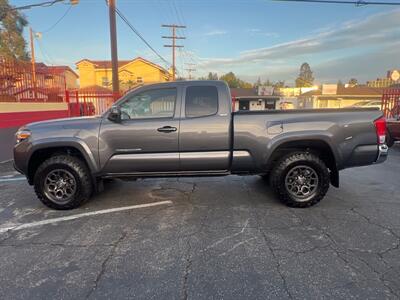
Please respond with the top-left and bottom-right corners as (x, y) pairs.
(66, 90), (118, 117)
(382, 88), (400, 119)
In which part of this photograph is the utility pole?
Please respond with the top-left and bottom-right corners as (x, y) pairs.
(162, 24), (186, 81)
(108, 0), (119, 96)
(29, 27), (38, 101)
(184, 63), (196, 80)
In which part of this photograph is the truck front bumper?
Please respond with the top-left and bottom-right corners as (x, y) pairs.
(375, 144), (388, 164)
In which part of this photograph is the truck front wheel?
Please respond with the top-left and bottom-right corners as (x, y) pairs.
(33, 155), (93, 210)
(270, 152), (330, 208)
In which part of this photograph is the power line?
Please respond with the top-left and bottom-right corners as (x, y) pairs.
(272, 0), (400, 5)
(162, 24), (186, 81)
(36, 38), (55, 65)
(171, 0), (188, 75)
(184, 63), (196, 80)
(40, 5), (72, 33)
(9, 0), (67, 11)
(107, 3), (170, 67)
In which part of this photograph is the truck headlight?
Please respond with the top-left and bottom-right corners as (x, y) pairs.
(15, 128), (31, 143)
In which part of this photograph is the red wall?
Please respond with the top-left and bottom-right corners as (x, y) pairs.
(0, 110), (69, 129)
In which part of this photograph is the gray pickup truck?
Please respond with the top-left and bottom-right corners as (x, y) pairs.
(14, 80), (388, 210)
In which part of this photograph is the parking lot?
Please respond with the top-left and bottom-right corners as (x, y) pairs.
(0, 146), (399, 299)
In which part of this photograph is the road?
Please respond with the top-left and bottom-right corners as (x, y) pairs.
(0, 145), (399, 299)
(0, 127), (18, 162)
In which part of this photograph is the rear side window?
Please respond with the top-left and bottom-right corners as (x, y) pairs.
(185, 86), (218, 118)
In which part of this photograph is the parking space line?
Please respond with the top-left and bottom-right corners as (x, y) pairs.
(0, 200), (173, 234)
(0, 159), (13, 164)
(0, 177), (26, 182)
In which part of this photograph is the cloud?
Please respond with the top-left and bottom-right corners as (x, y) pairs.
(196, 9), (400, 81)
(247, 28), (279, 38)
(204, 30), (228, 36)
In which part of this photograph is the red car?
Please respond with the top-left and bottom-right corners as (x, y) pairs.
(387, 118), (400, 147)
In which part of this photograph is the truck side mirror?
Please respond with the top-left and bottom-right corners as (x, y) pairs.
(108, 106), (121, 123)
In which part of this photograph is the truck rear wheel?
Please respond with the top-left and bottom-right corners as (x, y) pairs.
(386, 133), (394, 148)
(270, 152), (330, 208)
(33, 155), (93, 210)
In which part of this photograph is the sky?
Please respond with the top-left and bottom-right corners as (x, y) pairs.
(10, 0), (400, 85)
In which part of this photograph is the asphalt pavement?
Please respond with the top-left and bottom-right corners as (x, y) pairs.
(0, 145), (399, 299)
(0, 126), (18, 162)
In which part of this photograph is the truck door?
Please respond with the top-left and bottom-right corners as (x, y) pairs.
(179, 84), (231, 171)
(100, 87), (181, 173)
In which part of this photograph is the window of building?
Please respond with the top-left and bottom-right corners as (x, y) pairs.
(185, 86), (218, 118)
(102, 77), (109, 87)
(120, 88), (176, 120)
(137, 77), (143, 83)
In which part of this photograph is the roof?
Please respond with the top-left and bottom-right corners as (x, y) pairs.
(76, 59), (131, 69)
(75, 57), (170, 74)
(78, 85), (112, 93)
(230, 88), (258, 97)
(14, 87), (61, 95)
(235, 95), (279, 100)
(35, 63), (79, 78)
(337, 85), (384, 95)
(300, 85), (384, 97)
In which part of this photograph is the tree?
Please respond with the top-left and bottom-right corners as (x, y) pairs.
(263, 79), (273, 86)
(0, 0), (29, 60)
(219, 72), (252, 88)
(207, 72), (218, 80)
(253, 77), (262, 88)
(337, 80), (344, 86)
(295, 63), (314, 87)
(348, 78), (358, 87)
(273, 80), (285, 89)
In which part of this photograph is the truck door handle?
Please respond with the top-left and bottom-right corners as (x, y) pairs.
(157, 126), (177, 133)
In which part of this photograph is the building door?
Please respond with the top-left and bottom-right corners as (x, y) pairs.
(239, 100), (250, 111)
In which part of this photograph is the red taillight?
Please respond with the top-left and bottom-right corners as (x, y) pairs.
(374, 116), (386, 144)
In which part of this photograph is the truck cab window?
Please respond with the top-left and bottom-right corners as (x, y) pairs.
(120, 88), (176, 120)
(185, 86), (218, 118)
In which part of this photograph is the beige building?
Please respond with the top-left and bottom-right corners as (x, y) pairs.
(35, 63), (79, 89)
(277, 86), (318, 97)
(76, 57), (172, 91)
(298, 84), (384, 109)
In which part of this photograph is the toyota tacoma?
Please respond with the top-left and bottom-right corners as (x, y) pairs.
(14, 81), (388, 209)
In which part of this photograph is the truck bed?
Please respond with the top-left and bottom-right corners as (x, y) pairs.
(232, 108), (383, 172)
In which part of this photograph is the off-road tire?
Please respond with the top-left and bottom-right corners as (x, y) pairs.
(270, 152), (330, 208)
(386, 132), (394, 148)
(33, 155), (93, 210)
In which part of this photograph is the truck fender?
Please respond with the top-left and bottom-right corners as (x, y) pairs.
(266, 134), (340, 187)
(29, 137), (100, 174)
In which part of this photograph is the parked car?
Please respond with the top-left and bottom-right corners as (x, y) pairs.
(386, 117), (400, 147)
(279, 101), (295, 110)
(68, 102), (96, 116)
(14, 81), (388, 210)
(351, 100), (382, 110)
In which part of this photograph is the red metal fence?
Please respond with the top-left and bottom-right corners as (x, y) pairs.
(66, 90), (117, 117)
(0, 57), (66, 103)
(1, 56), (120, 119)
(382, 88), (400, 119)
